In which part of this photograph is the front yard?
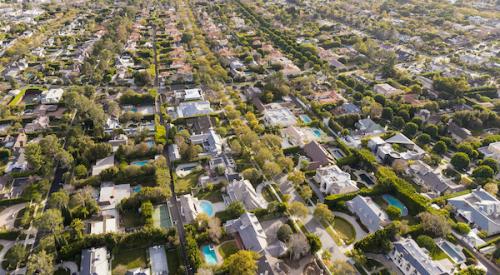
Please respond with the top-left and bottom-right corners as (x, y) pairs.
(174, 170), (203, 194)
(111, 248), (147, 275)
(218, 240), (239, 259)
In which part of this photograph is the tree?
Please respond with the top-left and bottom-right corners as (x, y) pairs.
(483, 182), (498, 196)
(432, 141), (448, 155)
(222, 250), (259, 275)
(288, 233), (310, 260)
(472, 165), (494, 181)
(70, 218), (85, 240)
(330, 260), (356, 275)
(451, 152), (470, 171)
(277, 224), (293, 242)
(480, 158), (499, 174)
(381, 107), (393, 120)
(457, 266), (486, 275)
(225, 202), (245, 220)
(424, 124), (438, 138)
(415, 133), (431, 146)
(25, 143), (43, 171)
(263, 161), (282, 179)
(241, 168), (260, 184)
(48, 190), (69, 210)
(416, 235), (438, 253)
(26, 250), (54, 275)
(386, 205), (401, 220)
(403, 122), (418, 138)
(299, 185), (313, 201)
(287, 170), (305, 186)
(306, 233), (322, 253)
(230, 139), (242, 155)
(418, 212), (450, 237)
(207, 217), (222, 243)
(288, 201), (308, 219)
(74, 164), (88, 179)
(455, 222), (471, 235)
(313, 203), (335, 225)
(4, 244), (27, 269)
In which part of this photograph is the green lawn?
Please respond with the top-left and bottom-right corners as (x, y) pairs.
(333, 217), (356, 244)
(431, 247), (451, 261)
(112, 248), (147, 275)
(54, 268), (70, 275)
(197, 188), (223, 202)
(166, 247), (181, 275)
(119, 209), (143, 228)
(174, 170), (203, 194)
(261, 185), (275, 202)
(218, 240), (238, 258)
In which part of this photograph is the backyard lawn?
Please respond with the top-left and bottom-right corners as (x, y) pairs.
(174, 170), (203, 194)
(218, 240), (238, 258)
(197, 188), (223, 202)
(166, 247), (181, 275)
(120, 209), (143, 228)
(112, 248), (147, 275)
(333, 217), (356, 244)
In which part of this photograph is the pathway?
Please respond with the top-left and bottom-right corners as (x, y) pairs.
(0, 240), (15, 275)
(0, 203), (26, 230)
(305, 178), (324, 203)
(55, 261), (79, 275)
(277, 175), (347, 262)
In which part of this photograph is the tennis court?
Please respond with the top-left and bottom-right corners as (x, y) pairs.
(153, 204), (173, 228)
(149, 245), (168, 274)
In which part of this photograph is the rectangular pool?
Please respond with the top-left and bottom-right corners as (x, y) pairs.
(201, 244), (219, 265)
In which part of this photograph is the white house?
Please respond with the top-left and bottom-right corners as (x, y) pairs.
(448, 188), (500, 236)
(81, 247), (110, 275)
(263, 106), (297, 128)
(177, 101), (213, 118)
(314, 165), (359, 195)
(346, 195), (389, 233)
(190, 128), (222, 155)
(226, 179), (268, 210)
(478, 141), (500, 161)
(41, 88), (64, 104)
(389, 238), (450, 275)
(179, 194), (201, 223)
(373, 83), (404, 97)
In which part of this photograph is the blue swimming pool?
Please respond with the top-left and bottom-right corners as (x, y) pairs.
(200, 200), (215, 217)
(311, 128), (322, 138)
(133, 185), (141, 193)
(382, 194), (408, 216)
(131, 160), (149, 166)
(145, 140), (155, 148)
(201, 244), (218, 265)
(300, 114), (312, 124)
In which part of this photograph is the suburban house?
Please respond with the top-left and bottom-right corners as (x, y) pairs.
(92, 155), (115, 176)
(346, 195), (390, 233)
(80, 247), (110, 275)
(189, 128), (223, 156)
(226, 179), (267, 210)
(262, 104), (297, 128)
(41, 88), (64, 104)
(24, 115), (50, 133)
(448, 188), (500, 236)
(368, 133), (426, 164)
(176, 101), (213, 118)
(333, 103), (360, 115)
(314, 165), (359, 195)
(281, 126), (318, 147)
(373, 83), (404, 97)
(389, 238), (451, 275)
(175, 88), (204, 102)
(88, 215), (117, 234)
(98, 183), (131, 219)
(447, 121), (472, 143)
(303, 141), (334, 170)
(355, 118), (385, 135)
(478, 141), (500, 161)
(407, 160), (464, 195)
(179, 194), (201, 224)
(224, 212), (268, 253)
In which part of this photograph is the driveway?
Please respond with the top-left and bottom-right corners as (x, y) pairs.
(0, 240), (15, 275)
(0, 203), (26, 230)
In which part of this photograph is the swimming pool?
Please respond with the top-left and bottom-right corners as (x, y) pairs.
(131, 160), (150, 166)
(201, 244), (219, 265)
(437, 239), (465, 263)
(300, 114), (312, 124)
(145, 140), (155, 148)
(311, 128), (323, 138)
(133, 185), (141, 193)
(199, 200), (215, 217)
(382, 194), (408, 216)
